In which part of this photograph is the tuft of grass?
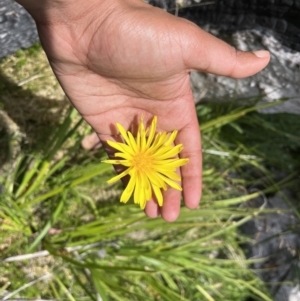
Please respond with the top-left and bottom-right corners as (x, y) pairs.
(0, 105), (284, 301)
(1, 43), (299, 301)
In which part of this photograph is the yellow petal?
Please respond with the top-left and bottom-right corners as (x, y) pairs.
(153, 158), (189, 167)
(114, 152), (132, 160)
(152, 184), (163, 206)
(157, 173), (182, 191)
(146, 116), (157, 147)
(136, 128), (141, 150)
(116, 123), (130, 146)
(107, 168), (131, 184)
(157, 170), (181, 181)
(127, 132), (138, 152)
(143, 175), (152, 201)
(152, 145), (172, 157)
(140, 127), (147, 152)
(164, 130), (178, 146)
(139, 173), (146, 208)
(134, 173), (141, 204)
(154, 144), (183, 160)
(107, 140), (135, 156)
(120, 173), (136, 203)
(147, 132), (168, 154)
(147, 171), (167, 190)
(102, 159), (119, 164)
(102, 159), (131, 166)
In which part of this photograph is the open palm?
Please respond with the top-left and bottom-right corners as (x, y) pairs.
(34, 0), (270, 221)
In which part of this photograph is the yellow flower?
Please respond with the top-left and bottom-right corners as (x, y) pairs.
(103, 116), (189, 209)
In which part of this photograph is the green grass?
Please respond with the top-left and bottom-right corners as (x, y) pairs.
(0, 44), (299, 300)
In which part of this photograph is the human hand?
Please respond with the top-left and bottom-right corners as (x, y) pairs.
(20, 0), (270, 221)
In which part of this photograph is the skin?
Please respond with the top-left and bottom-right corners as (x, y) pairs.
(15, 0), (270, 221)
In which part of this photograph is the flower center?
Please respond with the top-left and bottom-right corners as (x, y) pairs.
(131, 152), (152, 173)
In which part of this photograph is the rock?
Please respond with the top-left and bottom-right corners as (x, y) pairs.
(148, 0), (300, 114)
(241, 190), (300, 301)
(190, 30), (300, 114)
(0, 0), (38, 59)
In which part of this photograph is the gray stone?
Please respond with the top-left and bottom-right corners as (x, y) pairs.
(146, 0), (300, 114)
(241, 190), (300, 301)
(190, 29), (300, 114)
(0, 0), (38, 59)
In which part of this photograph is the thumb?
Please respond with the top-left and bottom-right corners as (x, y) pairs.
(181, 21), (270, 78)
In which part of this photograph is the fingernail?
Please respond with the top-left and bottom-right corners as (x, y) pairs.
(253, 50), (270, 58)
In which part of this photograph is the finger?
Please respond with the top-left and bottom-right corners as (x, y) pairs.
(175, 106), (202, 209)
(81, 132), (102, 150)
(181, 20), (270, 78)
(161, 187), (181, 222)
(145, 199), (160, 218)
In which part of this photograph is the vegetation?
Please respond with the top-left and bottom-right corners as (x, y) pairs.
(0, 44), (299, 300)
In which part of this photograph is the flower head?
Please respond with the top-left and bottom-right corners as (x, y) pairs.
(103, 116), (189, 209)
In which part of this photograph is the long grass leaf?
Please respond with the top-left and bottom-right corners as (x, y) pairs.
(201, 100), (284, 133)
(23, 163), (111, 207)
(22, 160), (50, 199)
(28, 196), (65, 251)
(196, 284), (215, 301)
(54, 276), (76, 301)
(15, 157), (42, 197)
